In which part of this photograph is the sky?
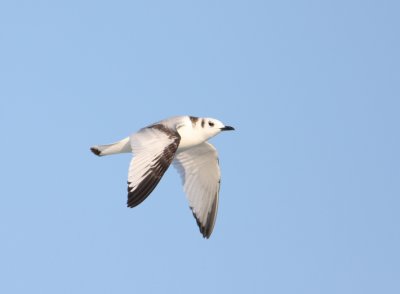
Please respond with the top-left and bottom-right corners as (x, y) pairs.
(0, 0), (399, 293)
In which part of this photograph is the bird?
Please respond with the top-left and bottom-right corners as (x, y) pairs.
(90, 115), (234, 238)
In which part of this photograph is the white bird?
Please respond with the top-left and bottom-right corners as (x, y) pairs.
(90, 115), (234, 238)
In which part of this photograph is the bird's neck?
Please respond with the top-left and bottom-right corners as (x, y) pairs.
(177, 124), (208, 150)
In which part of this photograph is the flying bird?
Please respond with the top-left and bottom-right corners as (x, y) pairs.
(90, 116), (234, 238)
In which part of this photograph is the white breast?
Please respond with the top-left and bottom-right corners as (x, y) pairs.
(177, 123), (206, 150)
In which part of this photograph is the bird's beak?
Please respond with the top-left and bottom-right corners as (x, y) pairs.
(220, 126), (235, 131)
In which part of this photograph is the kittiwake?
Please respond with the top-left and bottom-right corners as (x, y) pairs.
(90, 115), (234, 238)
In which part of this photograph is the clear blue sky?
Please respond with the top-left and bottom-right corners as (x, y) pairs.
(1, 1), (399, 293)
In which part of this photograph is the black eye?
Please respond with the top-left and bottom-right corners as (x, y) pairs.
(208, 121), (214, 127)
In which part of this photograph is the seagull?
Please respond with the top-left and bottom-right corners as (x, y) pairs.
(90, 116), (234, 238)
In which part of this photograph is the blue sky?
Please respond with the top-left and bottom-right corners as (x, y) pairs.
(1, 1), (399, 293)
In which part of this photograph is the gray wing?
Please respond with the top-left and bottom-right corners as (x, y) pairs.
(173, 142), (221, 238)
(127, 125), (180, 207)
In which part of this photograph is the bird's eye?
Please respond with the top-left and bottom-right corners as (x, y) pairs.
(208, 121), (214, 127)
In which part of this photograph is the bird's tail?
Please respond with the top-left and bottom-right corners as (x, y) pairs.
(90, 137), (131, 156)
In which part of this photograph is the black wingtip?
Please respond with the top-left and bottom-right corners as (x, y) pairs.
(90, 147), (102, 156)
(191, 208), (212, 239)
(126, 181), (157, 208)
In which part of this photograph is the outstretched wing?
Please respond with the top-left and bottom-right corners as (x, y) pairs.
(173, 142), (221, 238)
(127, 124), (180, 207)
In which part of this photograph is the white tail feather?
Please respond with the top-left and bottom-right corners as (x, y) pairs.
(90, 137), (131, 156)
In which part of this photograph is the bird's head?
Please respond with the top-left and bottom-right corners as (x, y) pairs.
(200, 117), (235, 139)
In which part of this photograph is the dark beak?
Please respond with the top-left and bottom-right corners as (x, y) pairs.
(220, 126), (235, 131)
